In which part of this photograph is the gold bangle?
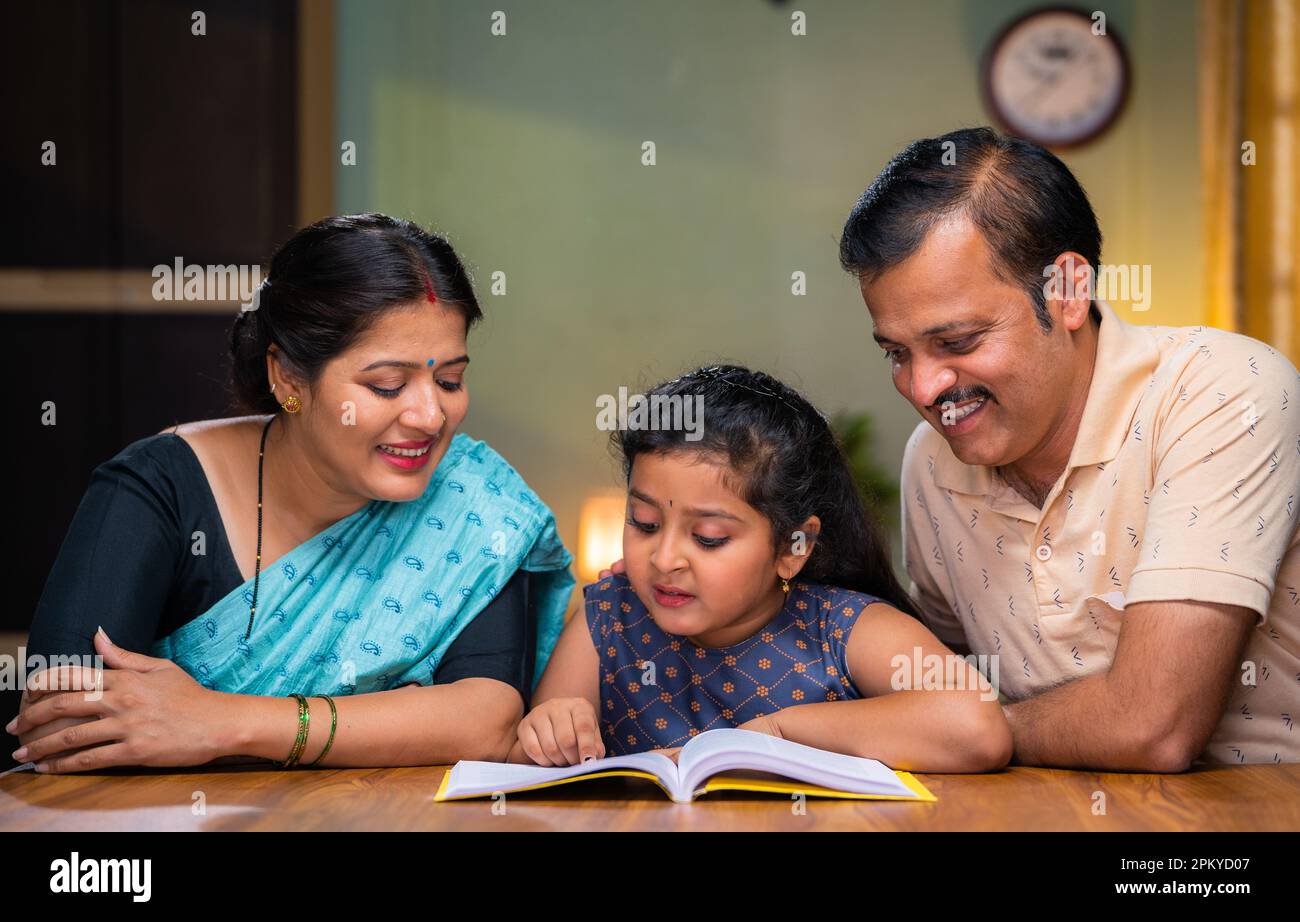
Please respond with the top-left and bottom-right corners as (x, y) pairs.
(280, 693), (310, 768)
(289, 694), (311, 766)
(304, 695), (338, 767)
(281, 694), (308, 767)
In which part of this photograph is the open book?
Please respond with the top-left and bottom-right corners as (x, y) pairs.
(434, 728), (936, 804)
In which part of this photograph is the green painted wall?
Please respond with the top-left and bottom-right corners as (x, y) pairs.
(335, 0), (1201, 573)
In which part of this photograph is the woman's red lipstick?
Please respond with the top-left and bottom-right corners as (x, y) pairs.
(376, 437), (435, 470)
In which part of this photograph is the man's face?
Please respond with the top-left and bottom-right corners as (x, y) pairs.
(861, 215), (1073, 468)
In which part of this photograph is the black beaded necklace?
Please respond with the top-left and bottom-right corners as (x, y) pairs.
(243, 415), (276, 641)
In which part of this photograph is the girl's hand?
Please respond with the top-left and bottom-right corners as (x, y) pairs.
(648, 747), (682, 763)
(8, 628), (232, 773)
(516, 697), (605, 766)
(735, 713), (784, 739)
(597, 559), (626, 579)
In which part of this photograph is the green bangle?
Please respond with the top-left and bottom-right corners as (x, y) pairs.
(280, 693), (310, 768)
(304, 695), (337, 767)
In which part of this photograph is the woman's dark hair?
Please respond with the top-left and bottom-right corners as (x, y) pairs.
(615, 365), (918, 617)
(230, 213), (482, 414)
(839, 126), (1102, 332)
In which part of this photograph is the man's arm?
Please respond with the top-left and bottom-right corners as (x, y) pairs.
(1009, 334), (1298, 771)
(1003, 598), (1256, 771)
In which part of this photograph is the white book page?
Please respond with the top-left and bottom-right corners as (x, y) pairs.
(441, 751), (681, 800)
(677, 729), (915, 799)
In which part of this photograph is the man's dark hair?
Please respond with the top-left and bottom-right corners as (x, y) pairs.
(839, 126), (1102, 332)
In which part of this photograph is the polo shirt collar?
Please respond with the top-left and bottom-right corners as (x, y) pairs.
(1066, 298), (1160, 466)
(931, 299), (1159, 498)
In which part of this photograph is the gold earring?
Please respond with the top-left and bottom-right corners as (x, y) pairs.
(281, 395), (302, 414)
(781, 577), (790, 594)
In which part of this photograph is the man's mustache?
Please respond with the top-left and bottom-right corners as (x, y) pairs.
(928, 386), (992, 412)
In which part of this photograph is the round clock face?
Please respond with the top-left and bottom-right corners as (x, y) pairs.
(984, 9), (1129, 148)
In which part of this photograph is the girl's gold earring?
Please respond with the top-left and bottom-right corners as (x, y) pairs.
(282, 395), (302, 414)
(781, 577), (790, 594)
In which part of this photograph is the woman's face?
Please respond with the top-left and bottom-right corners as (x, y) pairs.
(285, 302), (471, 503)
(622, 451), (799, 648)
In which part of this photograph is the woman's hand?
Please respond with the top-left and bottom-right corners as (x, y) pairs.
(514, 697), (605, 766)
(596, 559), (626, 579)
(11, 687), (95, 761)
(7, 628), (234, 773)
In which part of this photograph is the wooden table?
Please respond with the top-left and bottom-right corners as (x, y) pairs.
(3, 762), (1298, 831)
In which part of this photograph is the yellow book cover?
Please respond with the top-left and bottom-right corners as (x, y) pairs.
(434, 729), (936, 804)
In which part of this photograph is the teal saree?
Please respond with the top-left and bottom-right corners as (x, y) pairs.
(150, 433), (574, 698)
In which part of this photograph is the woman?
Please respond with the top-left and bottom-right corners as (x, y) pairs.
(9, 213), (575, 772)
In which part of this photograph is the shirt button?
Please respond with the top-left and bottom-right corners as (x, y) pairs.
(1035, 543), (1052, 561)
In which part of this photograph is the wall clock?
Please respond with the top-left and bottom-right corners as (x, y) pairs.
(982, 7), (1130, 148)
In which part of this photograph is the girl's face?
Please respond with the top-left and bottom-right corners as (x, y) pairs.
(622, 451), (814, 648)
(274, 302), (471, 503)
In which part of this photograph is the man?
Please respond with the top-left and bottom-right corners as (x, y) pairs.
(840, 127), (1299, 770)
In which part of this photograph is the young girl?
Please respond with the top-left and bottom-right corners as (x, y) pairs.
(509, 365), (1012, 773)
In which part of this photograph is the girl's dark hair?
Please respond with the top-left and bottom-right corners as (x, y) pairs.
(615, 365), (918, 617)
(230, 213), (482, 414)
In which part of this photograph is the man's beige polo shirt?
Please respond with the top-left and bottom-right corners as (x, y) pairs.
(900, 300), (1300, 764)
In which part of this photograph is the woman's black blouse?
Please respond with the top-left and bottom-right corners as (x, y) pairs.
(25, 433), (532, 701)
